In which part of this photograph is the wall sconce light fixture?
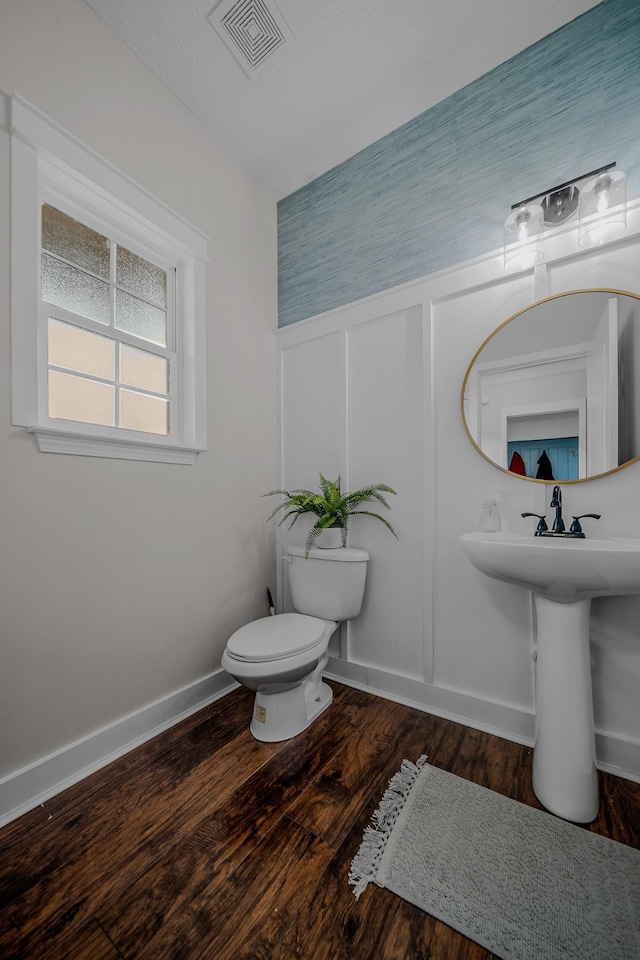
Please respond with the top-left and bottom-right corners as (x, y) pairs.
(503, 203), (544, 272)
(504, 163), (626, 271)
(578, 169), (627, 248)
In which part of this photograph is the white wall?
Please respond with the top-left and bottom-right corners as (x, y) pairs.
(0, 0), (277, 817)
(277, 206), (640, 781)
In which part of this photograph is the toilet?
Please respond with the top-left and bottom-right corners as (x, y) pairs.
(221, 544), (369, 742)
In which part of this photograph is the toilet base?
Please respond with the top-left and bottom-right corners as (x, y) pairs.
(249, 679), (333, 742)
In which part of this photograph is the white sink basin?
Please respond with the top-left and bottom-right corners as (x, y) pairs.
(460, 530), (640, 823)
(460, 531), (640, 603)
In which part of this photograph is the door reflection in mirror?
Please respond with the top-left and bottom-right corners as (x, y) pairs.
(462, 290), (640, 482)
(507, 439), (579, 481)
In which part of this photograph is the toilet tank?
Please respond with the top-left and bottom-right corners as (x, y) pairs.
(286, 545), (369, 620)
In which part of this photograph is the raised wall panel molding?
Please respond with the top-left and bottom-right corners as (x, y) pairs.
(278, 219), (640, 786)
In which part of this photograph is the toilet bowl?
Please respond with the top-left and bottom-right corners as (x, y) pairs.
(222, 544), (369, 742)
(222, 612), (338, 741)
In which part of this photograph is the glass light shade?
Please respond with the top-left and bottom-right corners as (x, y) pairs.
(503, 203), (544, 272)
(578, 170), (626, 248)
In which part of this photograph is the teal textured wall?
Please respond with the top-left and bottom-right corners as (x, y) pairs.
(278, 0), (640, 326)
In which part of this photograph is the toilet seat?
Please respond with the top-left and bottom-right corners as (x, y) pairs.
(225, 613), (327, 662)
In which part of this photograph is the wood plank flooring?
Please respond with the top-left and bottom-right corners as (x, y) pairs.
(1, 682), (639, 959)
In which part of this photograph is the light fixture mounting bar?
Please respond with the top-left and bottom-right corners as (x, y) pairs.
(511, 163), (617, 210)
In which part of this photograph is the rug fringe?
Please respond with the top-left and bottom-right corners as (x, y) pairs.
(348, 754), (428, 899)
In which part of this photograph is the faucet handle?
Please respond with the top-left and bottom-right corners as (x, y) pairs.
(521, 512), (548, 535)
(569, 514), (602, 536)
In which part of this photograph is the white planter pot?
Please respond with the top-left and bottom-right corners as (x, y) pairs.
(315, 527), (344, 549)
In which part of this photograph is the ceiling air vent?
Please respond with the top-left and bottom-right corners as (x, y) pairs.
(208, 0), (293, 79)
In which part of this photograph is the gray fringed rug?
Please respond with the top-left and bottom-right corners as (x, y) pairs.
(349, 757), (640, 960)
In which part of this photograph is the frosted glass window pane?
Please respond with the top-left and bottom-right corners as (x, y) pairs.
(120, 389), (169, 435)
(49, 370), (114, 426)
(42, 204), (110, 279)
(48, 318), (115, 380)
(120, 344), (168, 395)
(116, 246), (167, 308)
(115, 289), (166, 346)
(42, 254), (110, 324)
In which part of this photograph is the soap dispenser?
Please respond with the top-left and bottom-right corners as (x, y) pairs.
(479, 500), (501, 533)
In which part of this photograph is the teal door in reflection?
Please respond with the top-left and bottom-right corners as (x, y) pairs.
(507, 437), (579, 481)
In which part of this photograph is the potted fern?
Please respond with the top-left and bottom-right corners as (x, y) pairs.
(263, 473), (398, 556)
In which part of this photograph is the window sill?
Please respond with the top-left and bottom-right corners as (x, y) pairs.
(28, 426), (202, 464)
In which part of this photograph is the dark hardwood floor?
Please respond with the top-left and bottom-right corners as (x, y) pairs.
(1, 682), (639, 959)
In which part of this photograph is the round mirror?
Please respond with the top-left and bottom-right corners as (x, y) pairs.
(461, 289), (640, 483)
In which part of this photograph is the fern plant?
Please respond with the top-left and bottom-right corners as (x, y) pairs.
(263, 473), (397, 556)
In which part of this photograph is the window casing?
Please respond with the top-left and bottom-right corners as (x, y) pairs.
(11, 96), (208, 464)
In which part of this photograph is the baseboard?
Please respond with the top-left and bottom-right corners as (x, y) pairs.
(4, 663), (636, 830)
(325, 657), (536, 745)
(325, 657), (640, 784)
(0, 670), (239, 828)
(596, 733), (640, 785)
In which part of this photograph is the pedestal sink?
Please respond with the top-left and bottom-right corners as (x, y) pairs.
(460, 532), (640, 822)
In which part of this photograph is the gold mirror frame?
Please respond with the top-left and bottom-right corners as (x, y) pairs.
(461, 288), (640, 484)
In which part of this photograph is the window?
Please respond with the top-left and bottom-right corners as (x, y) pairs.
(42, 205), (172, 436)
(11, 96), (208, 464)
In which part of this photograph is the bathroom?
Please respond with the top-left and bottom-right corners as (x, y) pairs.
(1, 0), (639, 870)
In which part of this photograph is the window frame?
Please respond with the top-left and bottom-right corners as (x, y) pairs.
(11, 96), (208, 464)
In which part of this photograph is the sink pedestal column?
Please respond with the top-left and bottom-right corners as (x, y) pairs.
(532, 595), (599, 823)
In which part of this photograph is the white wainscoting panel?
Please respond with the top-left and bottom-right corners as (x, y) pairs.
(280, 331), (343, 488)
(345, 306), (427, 679)
(278, 304), (432, 680)
(277, 206), (640, 782)
(431, 277), (539, 710)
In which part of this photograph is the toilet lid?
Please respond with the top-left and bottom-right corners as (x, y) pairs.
(226, 613), (327, 662)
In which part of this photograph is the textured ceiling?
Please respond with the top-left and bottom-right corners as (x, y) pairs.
(84, 0), (602, 200)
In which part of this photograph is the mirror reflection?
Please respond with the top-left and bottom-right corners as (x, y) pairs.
(462, 290), (640, 482)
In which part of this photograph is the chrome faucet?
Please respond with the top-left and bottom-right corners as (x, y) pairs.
(550, 485), (564, 534)
(521, 483), (601, 537)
